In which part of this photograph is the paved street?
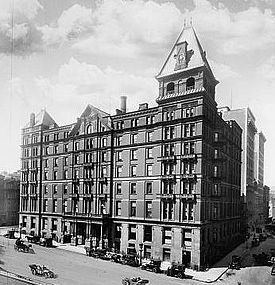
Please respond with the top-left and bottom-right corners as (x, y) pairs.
(0, 236), (274, 285)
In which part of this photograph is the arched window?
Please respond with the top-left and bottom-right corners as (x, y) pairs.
(166, 82), (175, 94)
(186, 77), (195, 91)
(86, 124), (93, 134)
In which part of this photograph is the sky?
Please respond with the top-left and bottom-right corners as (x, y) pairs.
(0, 0), (274, 186)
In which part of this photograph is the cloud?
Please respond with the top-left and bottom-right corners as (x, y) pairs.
(209, 60), (240, 80)
(189, 0), (275, 54)
(39, 4), (94, 47)
(35, 57), (157, 120)
(258, 55), (275, 81)
(0, 0), (43, 55)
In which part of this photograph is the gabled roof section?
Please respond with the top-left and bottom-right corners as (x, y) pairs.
(156, 25), (215, 80)
(24, 109), (58, 128)
(80, 104), (110, 119)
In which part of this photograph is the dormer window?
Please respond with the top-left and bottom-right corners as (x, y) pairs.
(166, 82), (175, 94)
(186, 77), (195, 91)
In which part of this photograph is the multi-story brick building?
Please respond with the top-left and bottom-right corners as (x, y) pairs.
(0, 175), (20, 226)
(19, 25), (243, 269)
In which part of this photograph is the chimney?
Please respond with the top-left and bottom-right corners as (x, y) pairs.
(120, 96), (127, 113)
(30, 113), (35, 127)
(139, 103), (148, 110)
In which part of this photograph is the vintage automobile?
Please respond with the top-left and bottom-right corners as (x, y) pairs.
(251, 238), (260, 247)
(167, 263), (186, 279)
(26, 235), (40, 244)
(160, 261), (172, 273)
(39, 237), (53, 247)
(228, 255), (241, 270)
(121, 254), (140, 267)
(110, 252), (123, 263)
(121, 277), (149, 285)
(3, 229), (16, 239)
(29, 264), (56, 278)
(271, 264), (275, 276)
(141, 259), (161, 273)
(14, 239), (32, 253)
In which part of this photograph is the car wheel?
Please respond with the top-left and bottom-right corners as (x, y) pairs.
(153, 267), (158, 273)
(31, 269), (36, 275)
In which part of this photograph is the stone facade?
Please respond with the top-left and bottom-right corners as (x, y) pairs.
(19, 25), (243, 269)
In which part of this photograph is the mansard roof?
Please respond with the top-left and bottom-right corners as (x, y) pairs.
(156, 24), (216, 80)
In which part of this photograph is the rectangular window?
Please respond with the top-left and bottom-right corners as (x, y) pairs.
(44, 159), (48, 168)
(116, 183), (122, 194)
(53, 171), (57, 180)
(116, 136), (122, 146)
(53, 199), (57, 212)
(128, 225), (136, 240)
(42, 218), (48, 230)
(117, 151), (122, 161)
(64, 156), (68, 166)
(131, 165), (137, 177)
(147, 131), (153, 142)
(163, 201), (174, 220)
(144, 225), (152, 242)
(102, 138), (107, 147)
(130, 201), (137, 217)
(74, 142), (79, 151)
(163, 227), (172, 245)
(64, 170), (68, 179)
(146, 165), (153, 176)
(145, 201), (152, 218)
(131, 149), (137, 160)
(144, 245), (151, 259)
(54, 145), (58, 154)
(44, 171), (48, 180)
(146, 148), (153, 159)
(188, 203), (194, 220)
(145, 182), (152, 194)
(102, 152), (107, 162)
(130, 183), (137, 195)
(163, 248), (171, 261)
(116, 201), (121, 216)
(43, 199), (48, 212)
(131, 134), (138, 144)
(63, 185), (68, 194)
(64, 144), (69, 152)
(117, 166), (122, 177)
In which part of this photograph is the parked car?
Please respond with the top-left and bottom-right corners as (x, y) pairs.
(29, 264), (56, 278)
(26, 235), (40, 244)
(229, 255), (241, 270)
(167, 263), (186, 279)
(122, 254), (139, 267)
(14, 239), (32, 253)
(110, 253), (123, 263)
(3, 229), (16, 239)
(251, 238), (260, 247)
(40, 237), (53, 247)
(271, 264), (275, 276)
(121, 277), (149, 285)
(141, 259), (161, 273)
(160, 261), (172, 273)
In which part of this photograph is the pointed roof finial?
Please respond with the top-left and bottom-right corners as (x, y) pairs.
(190, 17), (193, 26)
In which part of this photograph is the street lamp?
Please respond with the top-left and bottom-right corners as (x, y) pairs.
(139, 243), (143, 266)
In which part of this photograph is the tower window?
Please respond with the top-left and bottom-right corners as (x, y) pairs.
(186, 77), (195, 91)
(166, 82), (175, 94)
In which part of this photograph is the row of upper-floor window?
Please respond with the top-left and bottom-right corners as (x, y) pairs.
(114, 107), (196, 130)
(115, 199), (195, 221)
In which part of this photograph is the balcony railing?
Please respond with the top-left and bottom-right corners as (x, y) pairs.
(181, 174), (197, 181)
(179, 193), (196, 201)
(159, 156), (177, 163)
(157, 193), (175, 200)
(161, 174), (176, 181)
(181, 154), (197, 161)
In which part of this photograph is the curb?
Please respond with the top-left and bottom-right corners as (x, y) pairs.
(192, 267), (229, 283)
(0, 268), (55, 285)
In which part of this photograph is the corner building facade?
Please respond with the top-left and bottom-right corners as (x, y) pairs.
(19, 26), (243, 269)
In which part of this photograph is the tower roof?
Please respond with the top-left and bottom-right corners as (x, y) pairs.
(156, 24), (216, 80)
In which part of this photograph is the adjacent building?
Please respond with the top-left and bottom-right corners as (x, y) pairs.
(19, 25), (243, 269)
(0, 174), (20, 226)
(218, 108), (268, 232)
